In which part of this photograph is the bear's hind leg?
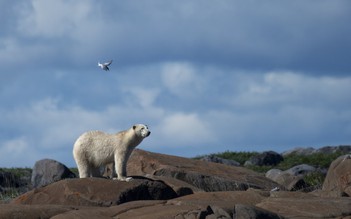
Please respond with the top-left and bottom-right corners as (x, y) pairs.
(90, 167), (101, 177)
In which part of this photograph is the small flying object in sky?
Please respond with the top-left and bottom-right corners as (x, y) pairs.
(98, 60), (113, 71)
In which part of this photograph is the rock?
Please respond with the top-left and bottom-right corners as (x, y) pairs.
(0, 204), (76, 219)
(31, 159), (76, 188)
(257, 192), (351, 218)
(200, 155), (240, 166)
(52, 200), (215, 219)
(282, 147), (315, 156)
(266, 165), (318, 191)
(169, 189), (269, 211)
(12, 177), (177, 206)
(127, 149), (281, 192)
(143, 174), (204, 196)
(322, 154), (351, 197)
(282, 145), (351, 156)
(234, 204), (286, 219)
(265, 169), (283, 182)
(316, 145), (351, 154)
(244, 151), (284, 166)
(270, 172), (307, 191)
(284, 164), (316, 176)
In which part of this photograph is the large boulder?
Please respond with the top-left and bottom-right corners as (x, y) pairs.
(12, 177), (177, 206)
(266, 164), (321, 191)
(284, 164), (316, 176)
(269, 172), (307, 191)
(127, 149), (281, 192)
(244, 151), (283, 166)
(31, 159), (76, 188)
(322, 154), (351, 197)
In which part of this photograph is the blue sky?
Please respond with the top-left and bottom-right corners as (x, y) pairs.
(1, 0), (351, 167)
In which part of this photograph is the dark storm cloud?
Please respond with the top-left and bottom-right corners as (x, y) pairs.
(95, 0), (351, 74)
(4, 0), (350, 74)
(1, 0), (351, 167)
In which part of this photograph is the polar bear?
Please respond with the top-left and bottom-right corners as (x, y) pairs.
(73, 124), (150, 181)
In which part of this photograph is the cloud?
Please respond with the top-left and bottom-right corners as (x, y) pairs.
(1, 1), (351, 167)
(0, 137), (35, 167)
(18, 0), (93, 38)
(156, 112), (215, 146)
(161, 62), (203, 97)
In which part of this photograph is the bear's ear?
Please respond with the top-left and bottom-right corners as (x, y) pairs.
(133, 125), (136, 130)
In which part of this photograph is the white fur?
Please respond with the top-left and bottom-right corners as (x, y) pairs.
(73, 124), (150, 181)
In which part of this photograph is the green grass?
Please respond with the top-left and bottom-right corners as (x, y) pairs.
(0, 168), (32, 203)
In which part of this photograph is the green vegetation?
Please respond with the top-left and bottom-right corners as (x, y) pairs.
(0, 167), (32, 178)
(0, 168), (32, 203)
(196, 150), (348, 189)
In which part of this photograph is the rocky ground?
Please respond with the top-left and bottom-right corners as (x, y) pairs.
(0, 148), (351, 218)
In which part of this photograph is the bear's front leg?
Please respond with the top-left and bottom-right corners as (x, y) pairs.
(114, 154), (132, 181)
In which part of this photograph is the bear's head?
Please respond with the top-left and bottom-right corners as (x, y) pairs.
(133, 124), (151, 138)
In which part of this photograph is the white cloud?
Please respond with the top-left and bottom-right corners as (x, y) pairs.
(121, 86), (161, 108)
(18, 0), (94, 38)
(156, 112), (215, 146)
(161, 62), (204, 97)
(0, 137), (36, 167)
(230, 71), (351, 109)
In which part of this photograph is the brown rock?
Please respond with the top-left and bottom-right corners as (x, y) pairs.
(51, 190), (269, 218)
(51, 200), (220, 219)
(143, 174), (204, 196)
(234, 204), (285, 219)
(51, 200), (166, 219)
(0, 204), (76, 219)
(128, 149), (281, 192)
(257, 192), (351, 218)
(11, 177), (177, 206)
(322, 154), (351, 197)
(272, 172), (307, 191)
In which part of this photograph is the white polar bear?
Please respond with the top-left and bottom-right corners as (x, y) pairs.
(73, 124), (150, 181)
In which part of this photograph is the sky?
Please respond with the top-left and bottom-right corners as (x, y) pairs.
(1, 0), (351, 167)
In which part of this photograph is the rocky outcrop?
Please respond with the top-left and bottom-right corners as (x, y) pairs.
(200, 154), (240, 166)
(265, 164), (321, 191)
(1, 149), (351, 218)
(244, 151), (283, 166)
(322, 154), (351, 197)
(282, 145), (351, 156)
(13, 177), (177, 206)
(284, 164), (316, 176)
(0, 204), (75, 219)
(127, 149), (281, 192)
(31, 159), (76, 188)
